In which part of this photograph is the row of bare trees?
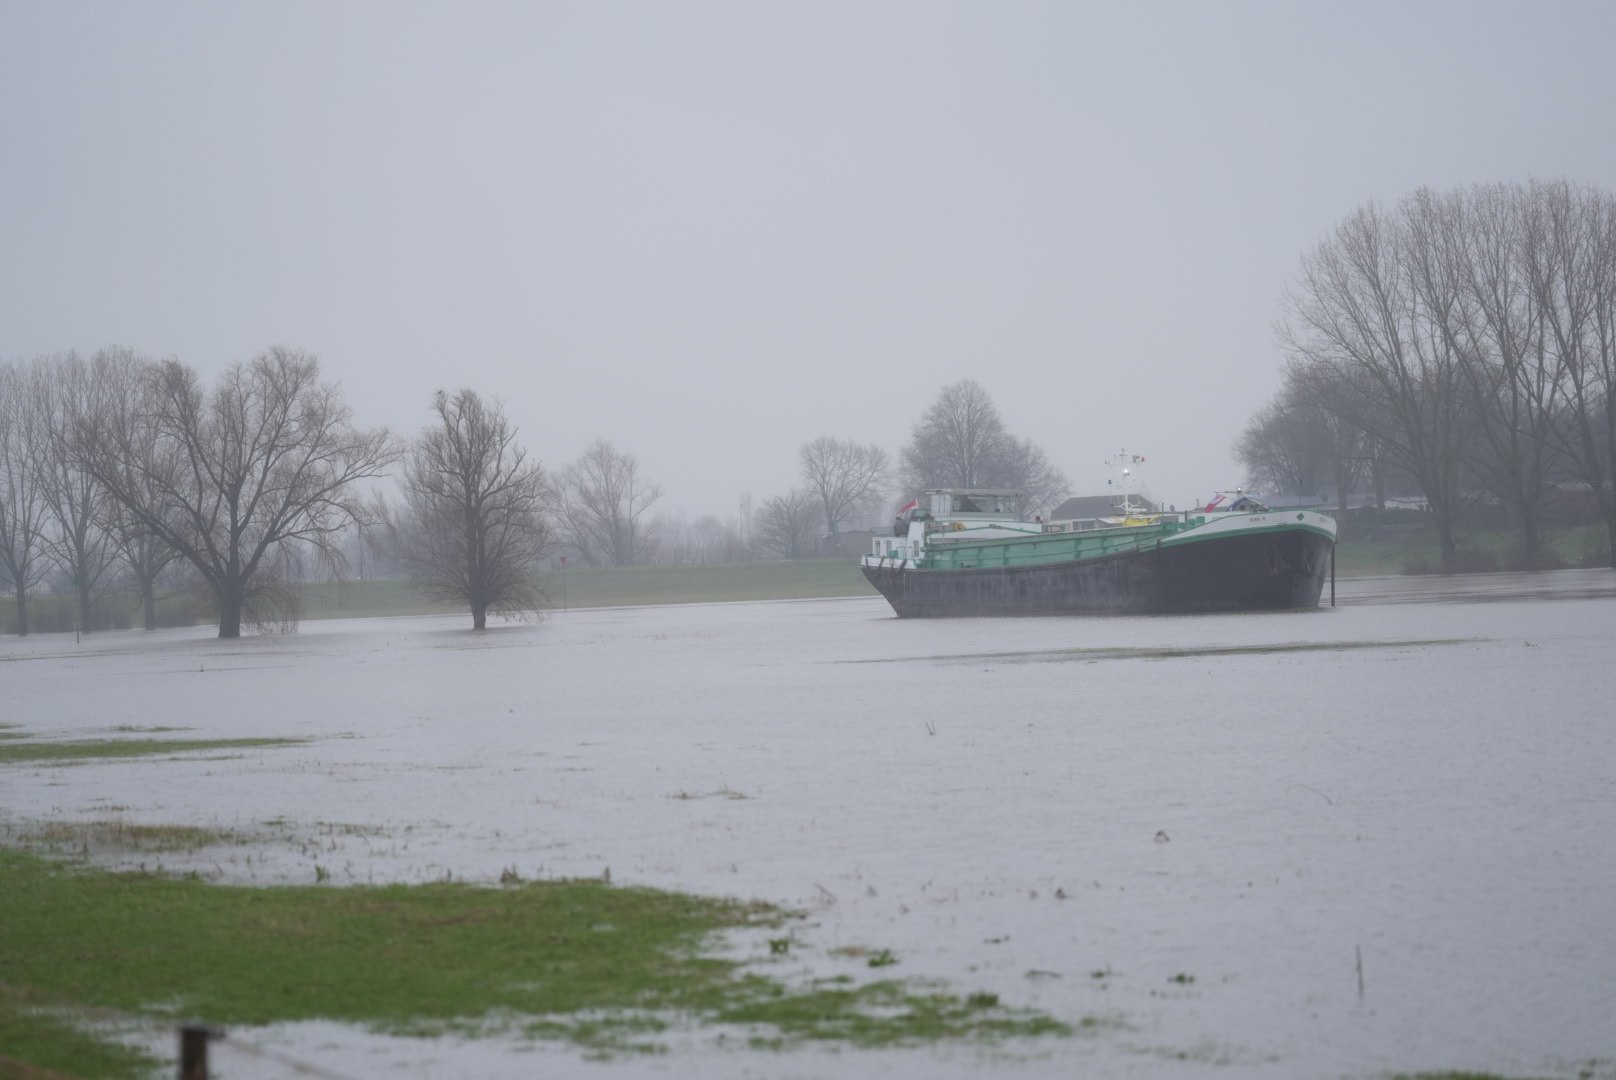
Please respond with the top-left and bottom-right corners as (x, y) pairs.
(1, 347), (400, 638)
(0, 347), (679, 636)
(4, 348), (1076, 632)
(1246, 179), (1616, 570)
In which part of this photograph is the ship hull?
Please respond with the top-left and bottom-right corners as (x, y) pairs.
(861, 526), (1333, 617)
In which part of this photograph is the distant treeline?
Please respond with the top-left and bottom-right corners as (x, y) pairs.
(1242, 178), (1616, 572)
(0, 345), (1066, 636)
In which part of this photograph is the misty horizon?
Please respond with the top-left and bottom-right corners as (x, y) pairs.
(6, 1), (1615, 518)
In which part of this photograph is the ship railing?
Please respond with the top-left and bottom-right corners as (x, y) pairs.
(915, 524), (1178, 570)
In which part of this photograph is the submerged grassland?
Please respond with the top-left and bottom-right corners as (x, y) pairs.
(0, 848), (1071, 1078)
(0, 736), (305, 765)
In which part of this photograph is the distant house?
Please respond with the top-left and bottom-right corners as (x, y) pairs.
(818, 529), (875, 557)
(1256, 493), (1332, 511)
(1050, 494), (1158, 522)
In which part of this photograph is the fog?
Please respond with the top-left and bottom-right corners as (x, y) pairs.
(4, 1), (1615, 516)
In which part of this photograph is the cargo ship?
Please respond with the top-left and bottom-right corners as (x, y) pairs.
(860, 477), (1336, 618)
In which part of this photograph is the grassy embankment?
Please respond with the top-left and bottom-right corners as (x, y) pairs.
(298, 524), (1611, 620)
(4, 523), (1609, 634)
(296, 558), (876, 620)
(1331, 520), (1609, 576)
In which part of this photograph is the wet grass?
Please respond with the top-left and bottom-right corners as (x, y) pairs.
(847, 638), (1478, 666)
(0, 736), (304, 765)
(0, 849), (1071, 1074)
(0, 985), (159, 1080)
(14, 820), (244, 854)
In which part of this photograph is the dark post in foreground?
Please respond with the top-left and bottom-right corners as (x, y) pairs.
(179, 1025), (210, 1080)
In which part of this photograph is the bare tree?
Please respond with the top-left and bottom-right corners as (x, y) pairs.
(900, 379), (1010, 492)
(1449, 183), (1565, 565)
(799, 436), (888, 537)
(998, 436), (1071, 516)
(29, 353), (119, 633)
(398, 389), (551, 629)
(79, 348), (187, 630)
(1535, 180), (1616, 566)
(736, 491), (755, 557)
(0, 361), (51, 635)
(77, 347), (400, 638)
(1279, 199), (1478, 569)
(556, 439), (662, 567)
(899, 380), (1068, 515)
(691, 514), (739, 563)
(1234, 399), (1332, 498)
(755, 488), (818, 559)
(1242, 370), (1370, 508)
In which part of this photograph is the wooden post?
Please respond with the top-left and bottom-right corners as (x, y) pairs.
(1330, 544), (1336, 607)
(180, 1026), (209, 1080)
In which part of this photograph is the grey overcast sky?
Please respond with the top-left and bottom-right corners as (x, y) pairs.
(4, 0), (1615, 518)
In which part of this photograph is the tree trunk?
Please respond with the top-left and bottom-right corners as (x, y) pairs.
(1435, 515), (1458, 573)
(217, 584), (243, 639)
(472, 601), (487, 631)
(78, 581), (92, 635)
(13, 591), (27, 637)
(1519, 511), (1542, 570)
(141, 579), (158, 630)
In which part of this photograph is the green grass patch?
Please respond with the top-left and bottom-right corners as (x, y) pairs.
(0, 985), (158, 1080)
(0, 737), (304, 765)
(0, 849), (1070, 1073)
(1334, 521), (1610, 576)
(715, 978), (1074, 1048)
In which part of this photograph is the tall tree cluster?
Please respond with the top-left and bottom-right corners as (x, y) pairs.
(2, 347), (403, 638)
(555, 439), (662, 567)
(76, 347), (400, 637)
(4, 350), (175, 635)
(1268, 179), (1616, 570)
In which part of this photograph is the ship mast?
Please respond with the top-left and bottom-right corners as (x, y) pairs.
(1105, 450), (1149, 520)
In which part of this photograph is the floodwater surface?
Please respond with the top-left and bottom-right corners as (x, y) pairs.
(3, 569), (1614, 1079)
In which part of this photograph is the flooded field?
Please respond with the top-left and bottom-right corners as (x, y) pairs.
(4, 569), (1615, 1079)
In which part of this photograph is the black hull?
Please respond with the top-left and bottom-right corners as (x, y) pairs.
(862, 528), (1333, 617)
